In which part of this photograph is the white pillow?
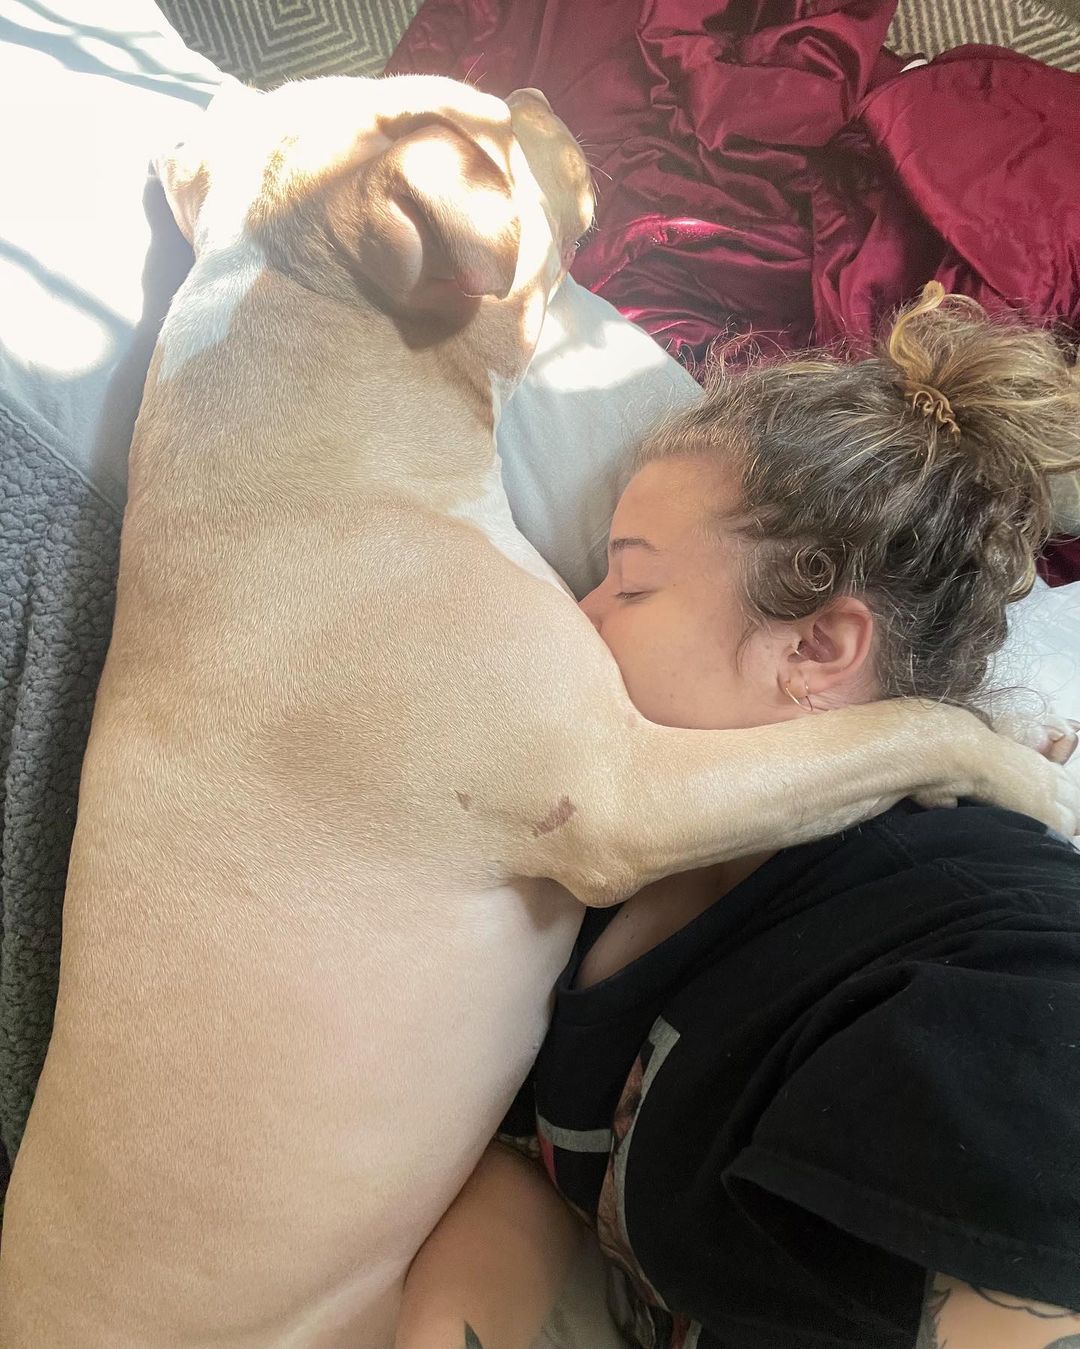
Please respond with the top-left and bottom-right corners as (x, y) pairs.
(0, 0), (226, 507)
(499, 278), (701, 599)
(990, 578), (1080, 725)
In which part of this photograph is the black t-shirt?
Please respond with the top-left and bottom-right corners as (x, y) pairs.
(502, 802), (1080, 1349)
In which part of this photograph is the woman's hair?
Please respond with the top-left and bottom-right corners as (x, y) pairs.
(636, 283), (1080, 706)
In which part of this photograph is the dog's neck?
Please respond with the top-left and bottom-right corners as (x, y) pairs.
(139, 258), (510, 517)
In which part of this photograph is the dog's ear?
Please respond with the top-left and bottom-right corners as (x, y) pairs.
(155, 134), (208, 245)
(351, 121), (521, 313)
(155, 81), (261, 246)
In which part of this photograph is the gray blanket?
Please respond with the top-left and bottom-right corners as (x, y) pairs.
(0, 403), (121, 1174)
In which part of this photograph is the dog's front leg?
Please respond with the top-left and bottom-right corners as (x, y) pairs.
(525, 698), (1079, 907)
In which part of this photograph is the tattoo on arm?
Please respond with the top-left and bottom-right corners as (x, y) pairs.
(916, 1272), (1080, 1349)
(971, 1287), (1076, 1319)
(464, 1323), (485, 1349)
(971, 1286), (1080, 1345)
(916, 1272), (951, 1349)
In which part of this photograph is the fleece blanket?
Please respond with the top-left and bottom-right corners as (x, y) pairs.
(0, 398), (122, 1181)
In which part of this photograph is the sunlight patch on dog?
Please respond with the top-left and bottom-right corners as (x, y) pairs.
(449, 458), (571, 594)
(506, 136), (558, 304)
(159, 237), (264, 379)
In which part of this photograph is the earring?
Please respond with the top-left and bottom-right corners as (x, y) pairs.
(782, 677), (816, 712)
(782, 644), (817, 712)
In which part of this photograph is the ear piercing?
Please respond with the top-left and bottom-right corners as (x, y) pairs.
(782, 677), (816, 713)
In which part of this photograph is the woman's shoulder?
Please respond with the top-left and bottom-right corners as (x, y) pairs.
(867, 797), (1075, 861)
(848, 798), (1079, 912)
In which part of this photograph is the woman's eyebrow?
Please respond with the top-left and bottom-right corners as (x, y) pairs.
(608, 537), (659, 555)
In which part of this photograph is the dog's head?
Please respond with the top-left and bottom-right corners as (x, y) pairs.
(156, 75), (594, 320)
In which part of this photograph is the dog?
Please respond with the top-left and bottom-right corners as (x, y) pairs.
(1, 74), (1075, 1349)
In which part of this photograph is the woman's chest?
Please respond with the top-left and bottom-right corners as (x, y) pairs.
(574, 856), (767, 989)
(575, 883), (712, 988)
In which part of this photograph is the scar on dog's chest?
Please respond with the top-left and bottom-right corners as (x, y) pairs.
(531, 796), (577, 836)
(453, 791), (576, 837)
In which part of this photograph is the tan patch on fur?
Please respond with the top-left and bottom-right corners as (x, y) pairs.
(531, 796), (576, 837)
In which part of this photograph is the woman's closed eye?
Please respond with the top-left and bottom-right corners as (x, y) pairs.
(614, 590), (649, 602)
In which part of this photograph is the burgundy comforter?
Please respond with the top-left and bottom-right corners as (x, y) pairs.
(388, 0), (1080, 582)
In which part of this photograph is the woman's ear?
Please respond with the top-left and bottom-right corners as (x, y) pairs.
(784, 597), (877, 708)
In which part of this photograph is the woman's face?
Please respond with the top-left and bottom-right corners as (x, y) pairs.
(582, 453), (798, 733)
(579, 456), (806, 731)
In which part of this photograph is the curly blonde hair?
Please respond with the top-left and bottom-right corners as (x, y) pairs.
(638, 283), (1080, 705)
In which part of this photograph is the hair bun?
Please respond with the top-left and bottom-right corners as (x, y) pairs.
(883, 280), (1080, 545)
(906, 380), (960, 440)
(887, 281), (971, 442)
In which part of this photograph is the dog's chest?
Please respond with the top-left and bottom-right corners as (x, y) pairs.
(449, 459), (571, 595)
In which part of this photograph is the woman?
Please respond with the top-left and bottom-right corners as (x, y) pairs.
(395, 285), (1080, 1349)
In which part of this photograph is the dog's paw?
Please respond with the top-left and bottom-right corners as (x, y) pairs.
(993, 710), (1080, 764)
(1032, 717), (1080, 766)
(977, 741), (1080, 838)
